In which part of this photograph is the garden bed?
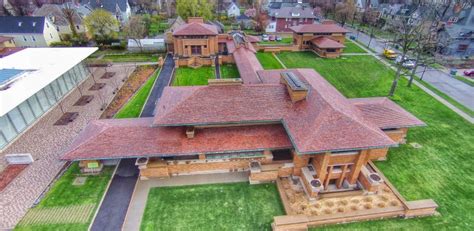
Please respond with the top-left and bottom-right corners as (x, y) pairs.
(0, 164), (28, 192)
(100, 65), (158, 119)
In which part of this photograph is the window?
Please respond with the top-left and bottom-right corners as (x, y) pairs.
(203, 45), (207, 48)
(36, 89), (52, 110)
(7, 108), (27, 133)
(23, 36), (27, 41)
(46, 22), (49, 28)
(327, 48), (337, 52)
(18, 101), (35, 124)
(458, 44), (469, 51)
(191, 45), (201, 55)
(162, 155), (199, 161)
(32, 36), (36, 42)
(0, 116), (17, 141)
(206, 151), (264, 160)
(27, 96), (43, 117)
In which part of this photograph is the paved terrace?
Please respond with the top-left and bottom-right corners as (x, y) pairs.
(0, 65), (134, 229)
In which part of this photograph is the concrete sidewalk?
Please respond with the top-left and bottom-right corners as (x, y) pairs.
(122, 172), (249, 231)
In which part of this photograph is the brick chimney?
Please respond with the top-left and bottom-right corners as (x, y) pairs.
(188, 17), (204, 24)
(280, 72), (308, 102)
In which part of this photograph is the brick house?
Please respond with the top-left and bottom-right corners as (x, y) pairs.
(266, 6), (316, 33)
(62, 67), (425, 200)
(290, 22), (349, 58)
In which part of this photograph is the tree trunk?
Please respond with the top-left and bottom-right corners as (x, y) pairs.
(408, 50), (422, 87)
(389, 53), (406, 96)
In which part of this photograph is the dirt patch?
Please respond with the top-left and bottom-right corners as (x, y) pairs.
(73, 95), (94, 106)
(100, 65), (157, 119)
(89, 83), (106, 91)
(100, 72), (116, 79)
(54, 112), (79, 126)
(0, 164), (28, 192)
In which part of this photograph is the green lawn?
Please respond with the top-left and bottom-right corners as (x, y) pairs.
(256, 52), (284, 69)
(172, 66), (216, 86)
(140, 183), (284, 231)
(220, 64), (240, 78)
(102, 53), (160, 63)
(115, 69), (159, 118)
(343, 40), (367, 53)
(275, 52), (474, 230)
(258, 37), (293, 45)
(15, 163), (114, 231)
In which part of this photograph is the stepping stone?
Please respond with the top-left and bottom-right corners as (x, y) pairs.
(410, 142), (422, 149)
(72, 176), (87, 186)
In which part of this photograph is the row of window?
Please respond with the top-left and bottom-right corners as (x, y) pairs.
(0, 63), (89, 149)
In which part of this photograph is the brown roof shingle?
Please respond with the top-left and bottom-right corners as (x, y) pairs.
(311, 37), (345, 48)
(290, 24), (349, 33)
(173, 22), (219, 36)
(61, 118), (292, 160)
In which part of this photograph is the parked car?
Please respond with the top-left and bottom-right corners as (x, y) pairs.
(262, 34), (269, 41)
(395, 55), (409, 64)
(402, 60), (416, 69)
(269, 35), (276, 41)
(383, 49), (397, 59)
(276, 36), (282, 41)
(463, 69), (474, 77)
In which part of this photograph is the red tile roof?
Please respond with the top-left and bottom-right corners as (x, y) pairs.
(61, 118), (292, 160)
(311, 37), (345, 48)
(173, 22), (219, 36)
(246, 35), (261, 43)
(290, 24), (349, 33)
(154, 69), (399, 154)
(350, 97), (426, 129)
(231, 44), (263, 84)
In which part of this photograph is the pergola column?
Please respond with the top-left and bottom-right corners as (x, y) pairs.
(347, 150), (369, 184)
(292, 151), (309, 176)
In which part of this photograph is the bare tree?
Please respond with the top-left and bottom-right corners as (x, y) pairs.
(387, 2), (427, 96)
(254, 3), (268, 32)
(334, 0), (356, 28)
(97, 87), (109, 111)
(62, 4), (78, 39)
(123, 15), (148, 52)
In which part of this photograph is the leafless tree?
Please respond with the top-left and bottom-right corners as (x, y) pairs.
(334, 0), (356, 28)
(123, 15), (148, 52)
(96, 87), (108, 111)
(387, 1), (428, 96)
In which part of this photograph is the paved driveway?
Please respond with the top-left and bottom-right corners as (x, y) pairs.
(141, 53), (175, 117)
(90, 159), (139, 231)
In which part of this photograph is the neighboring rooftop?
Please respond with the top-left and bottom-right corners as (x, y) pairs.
(0, 16), (46, 34)
(290, 24), (349, 33)
(0, 47), (98, 116)
(272, 6), (316, 19)
(0, 36), (13, 43)
(311, 37), (345, 48)
(80, 0), (128, 13)
(33, 4), (83, 26)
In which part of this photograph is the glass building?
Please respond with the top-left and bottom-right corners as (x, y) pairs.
(0, 47), (97, 150)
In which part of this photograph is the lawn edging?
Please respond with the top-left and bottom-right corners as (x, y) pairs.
(87, 162), (120, 231)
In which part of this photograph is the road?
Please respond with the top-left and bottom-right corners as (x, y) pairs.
(345, 26), (474, 111)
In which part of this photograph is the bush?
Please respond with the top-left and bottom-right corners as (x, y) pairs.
(50, 41), (72, 47)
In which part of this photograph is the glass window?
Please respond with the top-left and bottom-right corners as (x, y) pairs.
(50, 81), (63, 99)
(18, 101), (35, 124)
(36, 90), (51, 110)
(44, 85), (58, 104)
(0, 133), (6, 148)
(64, 73), (74, 89)
(28, 96), (44, 117)
(8, 108), (27, 132)
(191, 45), (201, 55)
(0, 116), (18, 141)
(57, 77), (68, 93)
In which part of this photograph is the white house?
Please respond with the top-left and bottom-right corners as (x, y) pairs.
(33, 4), (92, 35)
(80, 0), (131, 24)
(227, 2), (241, 18)
(127, 38), (165, 52)
(0, 16), (61, 47)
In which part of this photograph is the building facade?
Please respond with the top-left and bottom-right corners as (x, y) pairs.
(0, 16), (61, 47)
(267, 6), (316, 33)
(0, 47), (97, 149)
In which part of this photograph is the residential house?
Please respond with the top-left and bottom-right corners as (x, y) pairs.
(266, 0), (310, 13)
(290, 21), (349, 58)
(0, 16), (61, 47)
(0, 35), (15, 47)
(33, 4), (90, 36)
(127, 38), (165, 52)
(80, 0), (131, 24)
(266, 6), (316, 33)
(236, 14), (255, 30)
(438, 7), (474, 56)
(218, 0), (240, 18)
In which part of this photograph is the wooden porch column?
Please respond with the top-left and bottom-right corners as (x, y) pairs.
(314, 152), (330, 181)
(292, 151), (309, 176)
(198, 153), (206, 160)
(336, 165), (348, 189)
(323, 166), (333, 189)
(347, 150), (369, 184)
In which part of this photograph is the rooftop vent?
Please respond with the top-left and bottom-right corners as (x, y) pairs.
(280, 72), (308, 102)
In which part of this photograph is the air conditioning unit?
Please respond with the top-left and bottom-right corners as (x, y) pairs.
(367, 173), (384, 185)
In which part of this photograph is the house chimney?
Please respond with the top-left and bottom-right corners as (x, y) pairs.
(186, 126), (195, 138)
(280, 72), (308, 102)
(188, 17), (204, 24)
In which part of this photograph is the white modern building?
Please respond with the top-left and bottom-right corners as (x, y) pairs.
(0, 47), (97, 149)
